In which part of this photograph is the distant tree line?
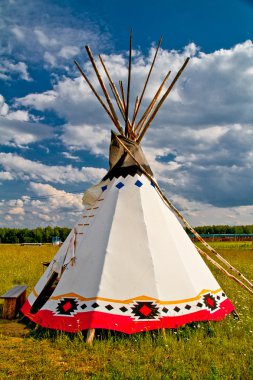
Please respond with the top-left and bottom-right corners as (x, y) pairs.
(1, 225), (253, 244)
(189, 225), (253, 235)
(0, 226), (71, 244)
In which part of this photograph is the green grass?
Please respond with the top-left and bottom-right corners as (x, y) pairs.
(197, 240), (253, 250)
(0, 244), (57, 295)
(0, 243), (253, 379)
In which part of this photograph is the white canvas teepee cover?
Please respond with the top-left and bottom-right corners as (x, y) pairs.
(22, 38), (235, 333)
(22, 140), (234, 333)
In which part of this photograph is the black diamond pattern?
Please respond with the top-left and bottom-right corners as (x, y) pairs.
(185, 304), (191, 310)
(162, 307), (169, 313)
(120, 306), (128, 313)
(105, 304), (114, 311)
(197, 302), (203, 308)
(81, 303), (87, 310)
(174, 306), (180, 312)
(222, 292), (226, 297)
(217, 296), (220, 300)
(92, 302), (99, 309)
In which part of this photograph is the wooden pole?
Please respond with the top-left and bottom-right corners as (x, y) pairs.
(113, 134), (253, 293)
(74, 60), (120, 131)
(135, 70), (171, 136)
(125, 30), (133, 137)
(86, 328), (95, 344)
(132, 96), (139, 124)
(161, 328), (167, 339)
(119, 80), (126, 111)
(85, 46), (124, 135)
(130, 96), (139, 138)
(132, 36), (162, 127)
(137, 57), (190, 143)
(99, 54), (126, 117)
(109, 83), (126, 119)
(196, 246), (253, 297)
(99, 54), (134, 134)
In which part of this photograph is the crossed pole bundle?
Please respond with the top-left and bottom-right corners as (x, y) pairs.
(74, 32), (190, 143)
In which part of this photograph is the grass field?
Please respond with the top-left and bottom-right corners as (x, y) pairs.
(0, 243), (253, 379)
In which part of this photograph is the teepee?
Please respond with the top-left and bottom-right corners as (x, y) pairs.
(22, 35), (252, 339)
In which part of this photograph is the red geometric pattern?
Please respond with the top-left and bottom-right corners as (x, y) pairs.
(139, 305), (152, 316)
(63, 302), (72, 312)
(21, 297), (234, 334)
(131, 301), (160, 320)
(203, 293), (218, 311)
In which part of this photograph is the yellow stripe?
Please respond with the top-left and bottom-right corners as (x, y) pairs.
(50, 288), (222, 304)
(33, 289), (39, 298)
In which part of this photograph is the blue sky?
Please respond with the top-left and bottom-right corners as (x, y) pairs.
(1, 0), (253, 227)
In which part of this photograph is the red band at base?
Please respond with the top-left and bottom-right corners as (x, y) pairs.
(21, 298), (234, 334)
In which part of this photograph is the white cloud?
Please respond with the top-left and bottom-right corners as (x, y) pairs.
(62, 152), (80, 161)
(0, 171), (14, 181)
(6, 110), (29, 121)
(59, 46), (80, 59)
(11, 26), (25, 41)
(29, 182), (83, 211)
(0, 60), (31, 81)
(17, 90), (57, 111)
(0, 153), (106, 184)
(170, 195), (253, 227)
(61, 124), (110, 155)
(4, 215), (12, 221)
(14, 40), (253, 213)
(0, 164), (94, 226)
(0, 116), (52, 146)
(0, 95), (9, 115)
(43, 52), (57, 67)
(0, 0), (110, 70)
(0, 183), (85, 228)
(9, 207), (25, 216)
(0, 95), (53, 146)
(1, 34), (253, 226)
(34, 29), (58, 48)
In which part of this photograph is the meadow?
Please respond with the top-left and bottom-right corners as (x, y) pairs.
(0, 242), (252, 379)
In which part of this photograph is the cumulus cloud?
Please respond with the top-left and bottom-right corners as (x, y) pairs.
(0, 94), (54, 146)
(9, 206), (25, 216)
(17, 40), (253, 131)
(61, 124), (110, 155)
(0, 0), (110, 71)
(0, 153), (106, 184)
(2, 37), (253, 226)
(15, 40), (253, 211)
(29, 182), (83, 211)
(62, 152), (80, 161)
(0, 60), (31, 81)
(0, 96), (53, 147)
(0, 183), (84, 228)
(170, 195), (253, 227)
(0, 95), (9, 116)
(0, 171), (14, 181)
